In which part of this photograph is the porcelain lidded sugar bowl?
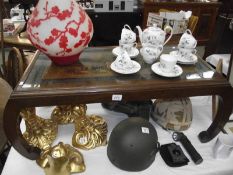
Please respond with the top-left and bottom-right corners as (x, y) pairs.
(140, 45), (163, 64)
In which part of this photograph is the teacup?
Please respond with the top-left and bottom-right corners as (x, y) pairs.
(119, 40), (137, 53)
(159, 54), (177, 73)
(120, 24), (136, 44)
(140, 46), (163, 64)
(213, 133), (233, 159)
(178, 47), (197, 59)
(114, 51), (134, 70)
(178, 29), (197, 49)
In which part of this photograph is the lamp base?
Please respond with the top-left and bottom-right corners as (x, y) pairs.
(49, 53), (81, 66)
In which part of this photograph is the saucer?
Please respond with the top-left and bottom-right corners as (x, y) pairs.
(112, 46), (139, 58)
(170, 51), (198, 65)
(110, 60), (141, 74)
(151, 62), (183, 78)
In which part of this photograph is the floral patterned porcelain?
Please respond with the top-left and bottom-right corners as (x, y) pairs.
(140, 46), (163, 64)
(151, 62), (183, 78)
(136, 24), (173, 46)
(27, 0), (93, 65)
(111, 60), (141, 74)
(112, 46), (139, 58)
(111, 51), (141, 74)
(170, 50), (198, 65)
(120, 24), (136, 44)
(178, 29), (197, 49)
(136, 24), (173, 64)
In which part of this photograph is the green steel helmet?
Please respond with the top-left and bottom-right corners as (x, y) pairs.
(107, 117), (159, 171)
(151, 98), (193, 131)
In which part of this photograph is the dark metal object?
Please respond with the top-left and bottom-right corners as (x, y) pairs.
(160, 143), (189, 167)
(102, 100), (153, 120)
(173, 132), (203, 165)
(18, 4), (32, 36)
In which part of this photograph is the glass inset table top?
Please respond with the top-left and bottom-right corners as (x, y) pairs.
(17, 47), (217, 92)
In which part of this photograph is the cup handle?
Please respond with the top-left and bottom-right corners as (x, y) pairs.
(193, 49), (197, 54)
(124, 24), (132, 31)
(185, 29), (193, 35)
(164, 25), (173, 46)
(193, 40), (197, 48)
(230, 147), (233, 156)
(159, 46), (163, 52)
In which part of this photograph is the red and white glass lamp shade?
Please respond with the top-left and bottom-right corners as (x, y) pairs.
(27, 0), (93, 65)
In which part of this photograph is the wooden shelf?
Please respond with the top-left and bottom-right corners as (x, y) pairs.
(142, 0), (221, 45)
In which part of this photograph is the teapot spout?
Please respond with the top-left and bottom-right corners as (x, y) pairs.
(136, 26), (143, 44)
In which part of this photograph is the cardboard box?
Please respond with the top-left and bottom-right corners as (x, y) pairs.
(147, 12), (189, 34)
(147, 13), (163, 28)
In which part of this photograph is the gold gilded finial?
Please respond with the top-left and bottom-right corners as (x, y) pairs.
(21, 108), (58, 150)
(72, 115), (107, 150)
(51, 104), (87, 124)
(37, 142), (85, 175)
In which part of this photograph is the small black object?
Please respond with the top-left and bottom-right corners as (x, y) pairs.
(160, 143), (189, 167)
(172, 132), (203, 165)
(18, 3), (33, 36)
(107, 117), (159, 171)
(102, 100), (153, 120)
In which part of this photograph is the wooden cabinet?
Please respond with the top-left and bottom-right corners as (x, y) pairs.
(142, 0), (221, 45)
(88, 9), (143, 46)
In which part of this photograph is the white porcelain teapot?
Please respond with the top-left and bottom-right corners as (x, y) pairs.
(136, 24), (173, 46)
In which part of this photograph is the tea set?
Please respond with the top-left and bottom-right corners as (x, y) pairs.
(136, 24), (173, 64)
(151, 54), (183, 78)
(170, 29), (198, 64)
(111, 24), (198, 77)
(112, 24), (139, 58)
(111, 50), (141, 74)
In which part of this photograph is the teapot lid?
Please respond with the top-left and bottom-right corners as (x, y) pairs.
(146, 23), (164, 32)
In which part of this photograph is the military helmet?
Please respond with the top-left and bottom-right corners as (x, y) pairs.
(107, 117), (159, 171)
(151, 98), (193, 131)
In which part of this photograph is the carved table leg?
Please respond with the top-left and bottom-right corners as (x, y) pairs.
(3, 100), (41, 160)
(199, 92), (233, 143)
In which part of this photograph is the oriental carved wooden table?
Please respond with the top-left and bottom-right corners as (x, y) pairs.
(3, 46), (233, 160)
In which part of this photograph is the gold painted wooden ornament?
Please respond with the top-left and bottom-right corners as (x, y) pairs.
(21, 108), (58, 150)
(72, 115), (108, 150)
(37, 142), (85, 175)
(51, 104), (87, 124)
